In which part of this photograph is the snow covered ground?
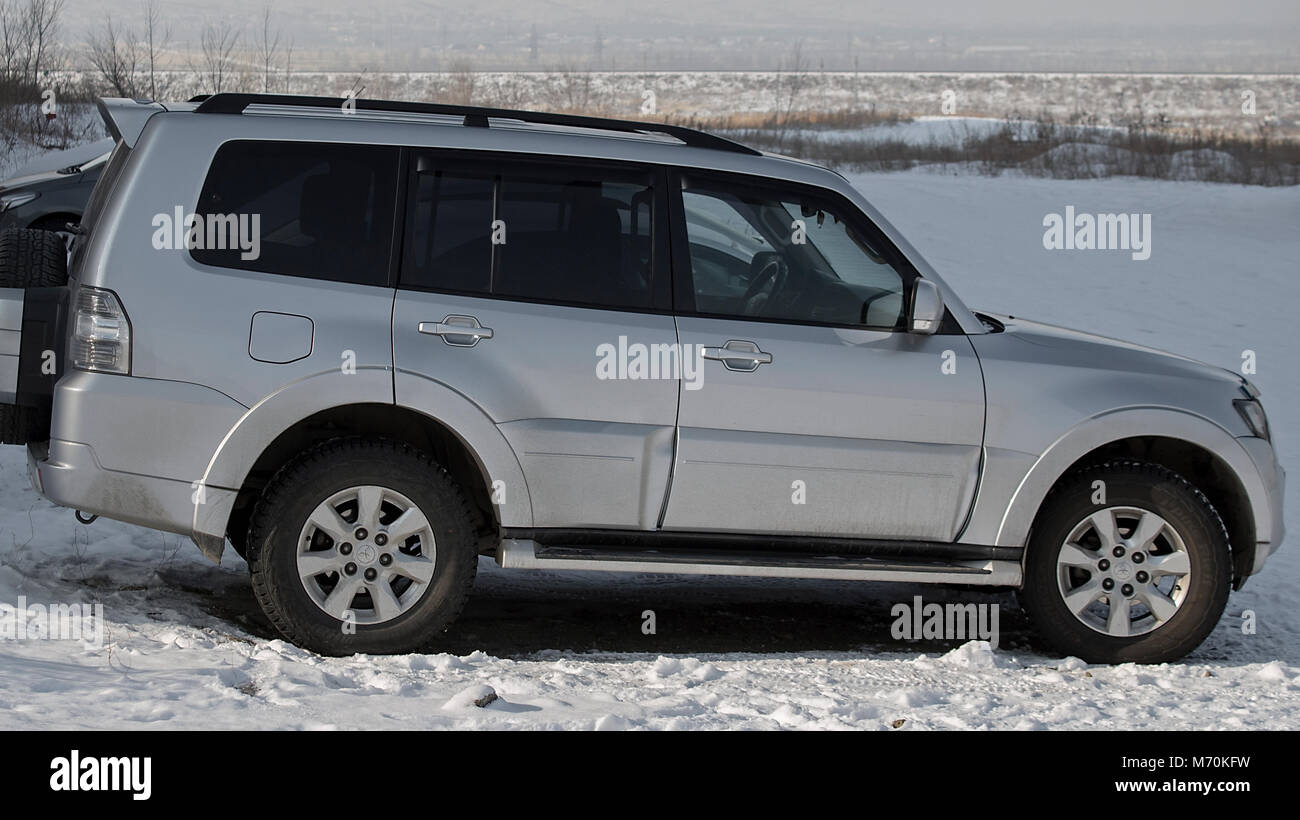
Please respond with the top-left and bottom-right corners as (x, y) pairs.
(0, 172), (1296, 730)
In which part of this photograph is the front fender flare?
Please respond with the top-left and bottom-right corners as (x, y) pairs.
(994, 406), (1270, 549)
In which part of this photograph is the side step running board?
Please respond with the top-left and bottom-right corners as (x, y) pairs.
(498, 538), (1022, 586)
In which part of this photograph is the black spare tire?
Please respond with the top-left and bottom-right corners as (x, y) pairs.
(0, 228), (68, 445)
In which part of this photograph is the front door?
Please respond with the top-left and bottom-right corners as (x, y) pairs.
(662, 171), (985, 541)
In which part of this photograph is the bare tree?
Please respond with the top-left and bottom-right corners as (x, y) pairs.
(0, 1), (18, 81)
(142, 0), (169, 99)
(282, 35), (294, 93)
(1, 0), (65, 85)
(1, 4), (19, 83)
(550, 63), (596, 111)
(34, 0), (61, 78)
(445, 59), (476, 104)
(773, 40), (811, 148)
(257, 5), (280, 93)
(86, 14), (139, 96)
(196, 20), (240, 94)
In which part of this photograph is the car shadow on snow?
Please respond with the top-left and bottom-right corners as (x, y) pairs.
(195, 556), (1041, 659)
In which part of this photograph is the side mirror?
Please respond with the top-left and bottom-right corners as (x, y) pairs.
(909, 279), (944, 334)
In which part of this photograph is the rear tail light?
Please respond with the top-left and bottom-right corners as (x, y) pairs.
(70, 287), (131, 375)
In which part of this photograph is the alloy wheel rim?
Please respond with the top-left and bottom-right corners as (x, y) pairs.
(296, 485), (437, 625)
(1055, 506), (1192, 638)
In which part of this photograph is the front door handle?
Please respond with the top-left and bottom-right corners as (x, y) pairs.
(418, 315), (494, 347)
(702, 340), (772, 372)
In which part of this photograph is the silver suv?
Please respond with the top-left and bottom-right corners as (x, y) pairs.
(0, 94), (1284, 662)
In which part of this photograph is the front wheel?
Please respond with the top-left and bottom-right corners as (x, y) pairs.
(1020, 461), (1231, 664)
(247, 438), (478, 656)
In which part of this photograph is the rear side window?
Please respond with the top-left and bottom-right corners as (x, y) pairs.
(401, 154), (657, 311)
(403, 170), (494, 294)
(192, 141), (399, 286)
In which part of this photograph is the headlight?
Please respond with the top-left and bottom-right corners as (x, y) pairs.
(1234, 398), (1270, 441)
(0, 191), (39, 211)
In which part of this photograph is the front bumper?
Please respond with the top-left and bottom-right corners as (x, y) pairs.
(1238, 435), (1286, 577)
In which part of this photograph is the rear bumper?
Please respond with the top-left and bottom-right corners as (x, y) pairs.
(28, 438), (238, 560)
(29, 438), (196, 535)
(26, 369), (246, 561)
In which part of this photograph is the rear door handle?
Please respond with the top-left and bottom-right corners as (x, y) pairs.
(702, 340), (772, 372)
(418, 315), (494, 347)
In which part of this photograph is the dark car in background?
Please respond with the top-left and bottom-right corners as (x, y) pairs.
(0, 138), (113, 243)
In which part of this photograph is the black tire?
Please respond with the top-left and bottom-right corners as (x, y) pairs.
(1019, 461), (1231, 664)
(0, 228), (67, 445)
(247, 438), (479, 655)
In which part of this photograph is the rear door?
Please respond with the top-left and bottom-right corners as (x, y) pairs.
(392, 151), (678, 530)
(662, 170), (986, 541)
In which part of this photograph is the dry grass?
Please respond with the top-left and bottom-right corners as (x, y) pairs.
(678, 109), (1300, 186)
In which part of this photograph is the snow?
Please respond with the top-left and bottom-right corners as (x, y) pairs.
(0, 171), (1296, 730)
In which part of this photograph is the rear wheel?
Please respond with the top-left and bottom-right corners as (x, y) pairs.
(247, 438), (479, 656)
(0, 228), (67, 445)
(1020, 461), (1231, 664)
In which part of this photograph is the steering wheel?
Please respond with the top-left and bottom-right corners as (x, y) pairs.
(742, 254), (788, 316)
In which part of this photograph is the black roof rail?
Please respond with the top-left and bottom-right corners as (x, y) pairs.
(191, 93), (761, 156)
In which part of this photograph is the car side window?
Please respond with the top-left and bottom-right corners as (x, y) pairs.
(679, 175), (909, 329)
(192, 141), (399, 286)
(403, 169), (495, 294)
(401, 154), (657, 311)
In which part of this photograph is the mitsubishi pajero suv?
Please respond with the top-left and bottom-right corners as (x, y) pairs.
(0, 94), (1284, 662)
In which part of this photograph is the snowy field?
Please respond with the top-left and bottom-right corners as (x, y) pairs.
(0, 171), (1296, 730)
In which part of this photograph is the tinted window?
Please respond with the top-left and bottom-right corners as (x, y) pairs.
(193, 141), (399, 286)
(403, 170), (494, 294)
(680, 176), (909, 329)
(401, 155), (656, 311)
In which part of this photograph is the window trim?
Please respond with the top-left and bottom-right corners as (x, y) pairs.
(668, 167), (960, 334)
(387, 146), (412, 288)
(396, 148), (673, 316)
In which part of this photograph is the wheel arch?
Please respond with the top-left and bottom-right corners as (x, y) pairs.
(998, 408), (1266, 587)
(27, 211), (81, 232)
(197, 373), (533, 560)
(220, 402), (528, 558)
